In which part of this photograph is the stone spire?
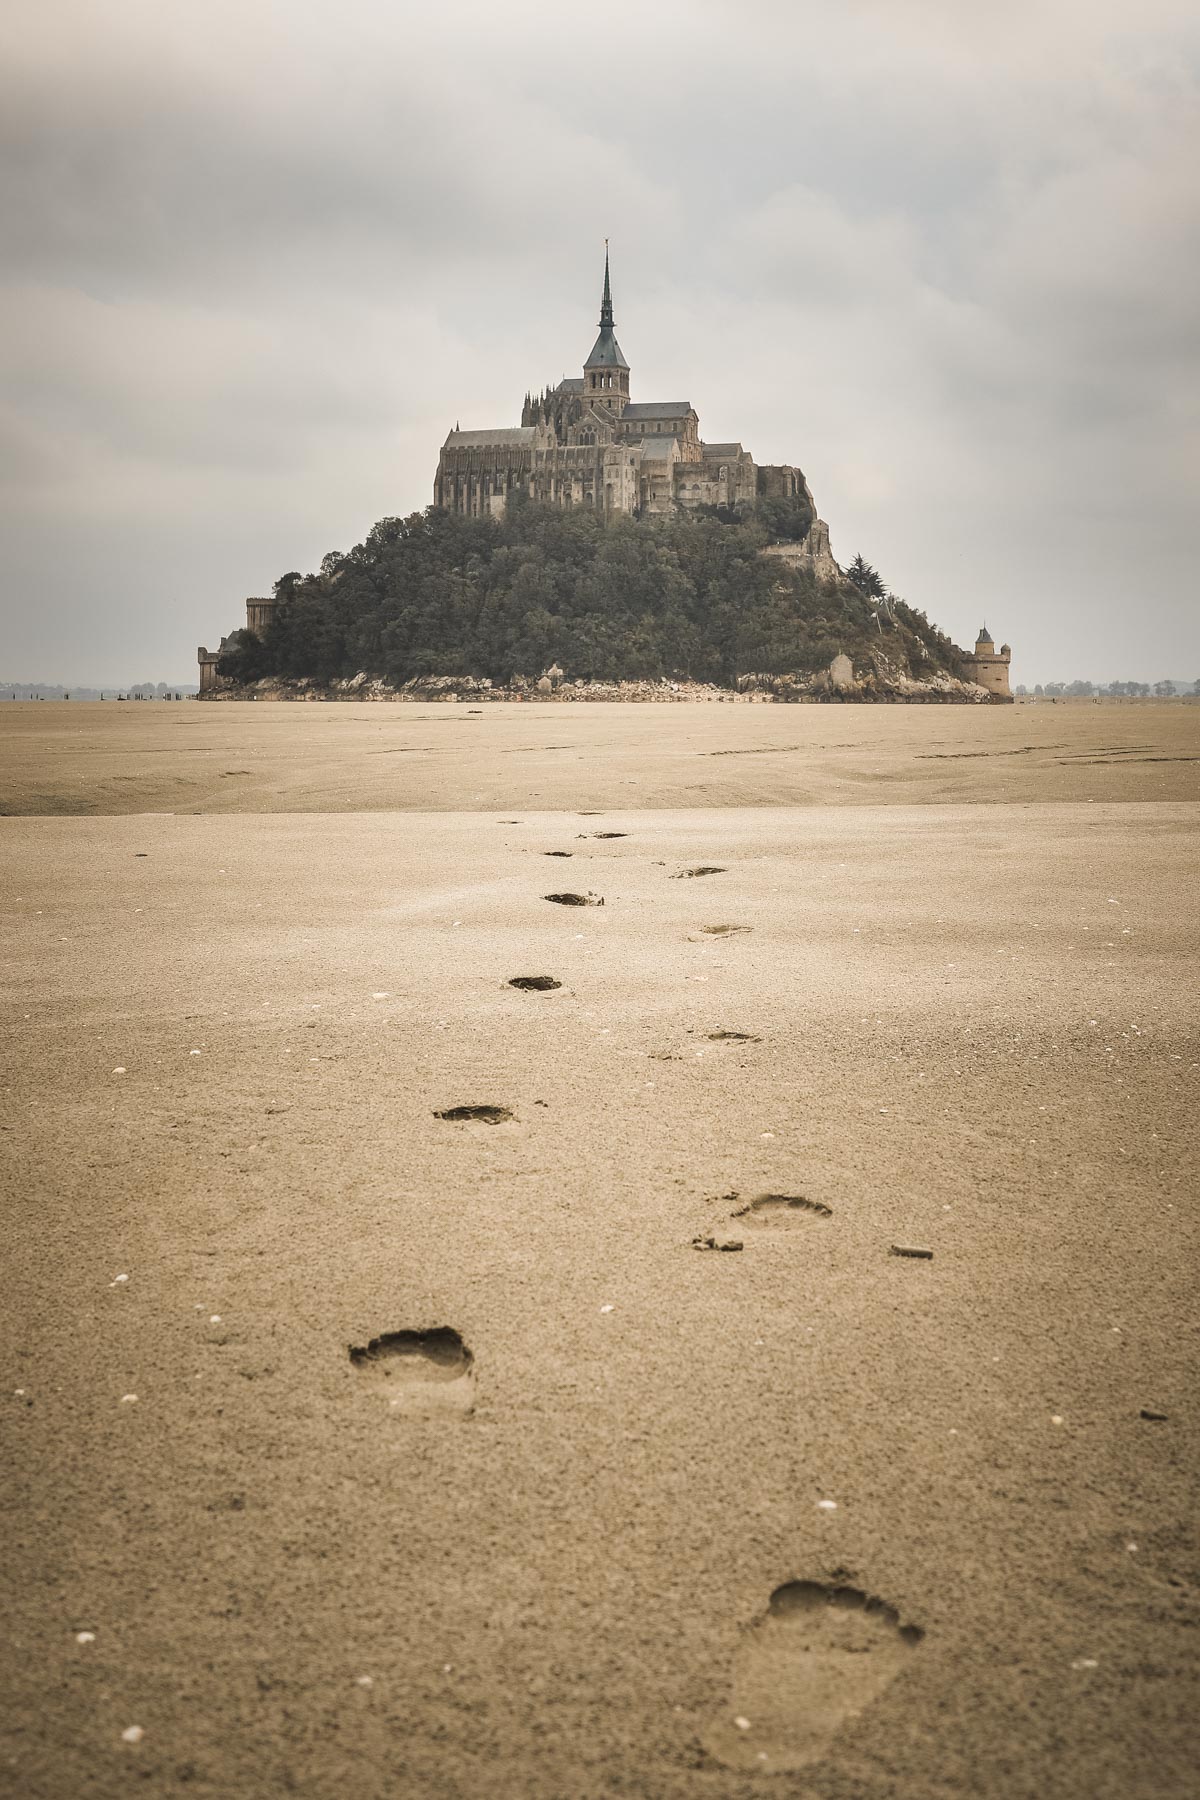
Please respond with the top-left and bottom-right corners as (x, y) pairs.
(585, 242), (629, 374)
(600, 242), (614, 329)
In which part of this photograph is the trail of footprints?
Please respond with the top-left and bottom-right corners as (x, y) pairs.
(350, 823), (923, 1773)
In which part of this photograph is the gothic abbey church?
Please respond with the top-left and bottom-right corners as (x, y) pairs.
(434, 251), (829, 543)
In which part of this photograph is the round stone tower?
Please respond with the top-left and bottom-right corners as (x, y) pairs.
(962, 624), (1013, 700)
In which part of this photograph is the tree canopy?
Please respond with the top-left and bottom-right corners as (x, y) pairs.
(218, 499), (965, 688)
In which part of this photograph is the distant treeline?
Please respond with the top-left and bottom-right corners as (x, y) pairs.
(1015, 680), (1197, 697)
(2, 682), (197, 700)
(216, 498), (965, 688)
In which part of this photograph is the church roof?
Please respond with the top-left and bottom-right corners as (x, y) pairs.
(555, 378), (584, 393)
(445, 427), (537, 447)
(623, 401), (693, 419)
(585, 328), (628, 369)
(639, 437), (678, 459)
(702, 441), (744, 458)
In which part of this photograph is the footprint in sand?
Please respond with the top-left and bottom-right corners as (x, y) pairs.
(508, 976), (561, 992)
(435, 1104), (514, 1123)
(579, 831), (627, 839)
(543, 850), (574, 858)
(349, 1328), (475, 1416)
(732, 1193), (833, 1223)
(544, 891), (604, 907)
(701, 923), (751, 935)
(702, 1579), (923, 1773)
(671, 866), (727, 879)
(707, 1030), (761, 1043)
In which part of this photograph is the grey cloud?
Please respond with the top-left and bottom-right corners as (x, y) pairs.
(0, 0), (1197, 683)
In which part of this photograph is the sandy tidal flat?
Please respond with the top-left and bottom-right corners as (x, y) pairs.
(1, 702), (1198, 1799)
(2, 695), (1199, 815)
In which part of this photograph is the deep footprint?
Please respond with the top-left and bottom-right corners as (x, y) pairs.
(508, 976), (561, 992)
(708, 1030), (761, 1042)
(434, 1104), (514, 1123)
(733, 1194), (832, 1223)
(544, 892), (603, 906)
(702, 1579), (923, 1773)
(348, 1327), (475, 1416)
(543, 850), (573, 858)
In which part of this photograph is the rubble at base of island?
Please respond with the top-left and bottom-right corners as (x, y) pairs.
(202, 659), (995, 705)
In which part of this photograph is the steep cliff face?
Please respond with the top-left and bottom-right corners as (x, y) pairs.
(754, 467), (845, 584)
(759, 521), (839, 583)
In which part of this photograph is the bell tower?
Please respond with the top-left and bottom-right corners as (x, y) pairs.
(583, 244), (630, 411)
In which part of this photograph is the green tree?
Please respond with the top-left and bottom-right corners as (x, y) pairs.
(846, 554), (887, 600)
(216, 628), (269, 683)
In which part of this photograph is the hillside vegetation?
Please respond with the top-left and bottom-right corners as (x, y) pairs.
(217, 498), (965, 689)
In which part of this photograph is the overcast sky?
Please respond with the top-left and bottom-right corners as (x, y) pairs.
(2, 0), (1197, 685)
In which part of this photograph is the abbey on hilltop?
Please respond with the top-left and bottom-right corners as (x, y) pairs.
(434, 248), (821, 526)
(195, 250), (1015, 702)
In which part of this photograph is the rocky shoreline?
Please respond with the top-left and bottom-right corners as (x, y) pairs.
(203, 666), (996, 705)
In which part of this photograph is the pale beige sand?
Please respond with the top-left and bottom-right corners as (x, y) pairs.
(1, 703), (1198, 1799)
(2, 696), (1198, 815)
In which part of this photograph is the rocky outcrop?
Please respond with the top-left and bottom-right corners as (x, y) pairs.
(757, 467), (842, 582)
(738, 655), (992, 704)
(759, 518), (840, 584)
(206, 673), (761, 704)
(203, 663), (991, 704)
